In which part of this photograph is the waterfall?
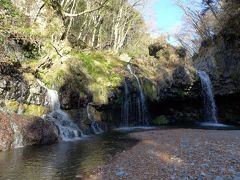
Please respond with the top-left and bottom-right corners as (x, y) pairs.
(198, 71), (218, 123)
(11, 122), (23, 148)
(121, 80), (130, 127)
(87, 103), (103, 134)
(127, 64), (149, 125)
(37, 80), (84, 141)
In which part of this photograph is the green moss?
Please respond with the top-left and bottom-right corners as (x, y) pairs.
(0, 0), (28, 35)
(4, 99), (48, 117)
(69, 51), (124, 104)
(22, 104), (48, 117)
(32, 50), (124, 104)
(151, 115), (169, 125)
(43, 69), (66, 88)
(143, 80), (158, 101)
(0, 0), (19, 17)
(0, 35), (4, 44)
(5, 100), (19, 112)
(22, 59), (39, 68)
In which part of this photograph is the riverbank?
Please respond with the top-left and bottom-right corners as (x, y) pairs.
(90, 129), (240, 179)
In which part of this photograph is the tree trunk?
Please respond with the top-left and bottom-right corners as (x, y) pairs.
(92, 16), (103, 48)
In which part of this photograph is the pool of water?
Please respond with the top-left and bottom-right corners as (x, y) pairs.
(114, 126), (157, 132)
(0, 132), (138, 180)
(1, 124), (239, 180)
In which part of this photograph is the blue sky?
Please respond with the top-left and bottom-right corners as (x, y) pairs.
(136, 0), (192, 44)
(146, 0), (184, 33)
(136, 0), (202, 45)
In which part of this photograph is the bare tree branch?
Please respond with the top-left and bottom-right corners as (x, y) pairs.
(34, 3), (45, 22)
(63, 0), (109, 17)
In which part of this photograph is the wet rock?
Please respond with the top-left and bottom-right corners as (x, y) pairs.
(194, 40), (240, 95)
(115, 168), (128, 177)
(0, 112), (58, 151)
(172, 65), (193, 86)
(0, 62), (48, 112)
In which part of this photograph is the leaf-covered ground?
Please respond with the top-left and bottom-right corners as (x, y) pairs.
(90, 129), (240, 179)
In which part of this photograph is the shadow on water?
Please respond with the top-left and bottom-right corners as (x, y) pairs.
(0, 132), (138, 180)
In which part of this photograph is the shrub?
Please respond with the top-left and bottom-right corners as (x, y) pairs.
(151, 115), (169, 125)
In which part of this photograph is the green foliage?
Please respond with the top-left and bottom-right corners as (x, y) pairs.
(37, 50), (125, 104)
(0, 35), (4, 44)
(151, 115), (169, 125)
(71, 51), (124, 104)
(0, 0), (19, 17)
(72, 51), (123, 85)
(22, 46), (40, 59)
(39, 68), (66, 89)
(64, 0), (148, 52)
(43, 0), (52, 5)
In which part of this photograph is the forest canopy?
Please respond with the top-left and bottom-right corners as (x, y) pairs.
(45, 0), (149, 53)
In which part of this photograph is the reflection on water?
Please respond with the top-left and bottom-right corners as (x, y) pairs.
(0, 132), (138, 180)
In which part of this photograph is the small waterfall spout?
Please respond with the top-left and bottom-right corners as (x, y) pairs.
(37, 80), (84, 141)
(127, 64), (149, 125)
(11, 122), (23, 148)
(87, 103), (103, 134)
(198, 71), (218, 123)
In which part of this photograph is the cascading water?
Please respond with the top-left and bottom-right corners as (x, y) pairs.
(127, 64), (149, 125)
(11, 122), (23, 148)
(87, 103), (103, 134)
(37, 80), (84, 141)
(198, 70), (218, 123)
(121, 80), (130, 127)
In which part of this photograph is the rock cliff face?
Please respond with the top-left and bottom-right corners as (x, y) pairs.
(97, 45), (202, 126)
(0, 62), (48, 116)
(194, 36), (240, 96)
(193, 13), (240, 124)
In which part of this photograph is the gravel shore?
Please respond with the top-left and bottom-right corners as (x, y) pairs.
(91, 129), (240, 180)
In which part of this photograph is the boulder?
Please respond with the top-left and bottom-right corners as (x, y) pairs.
(148, 43), (165, 58)
(0, 112), (58, 151)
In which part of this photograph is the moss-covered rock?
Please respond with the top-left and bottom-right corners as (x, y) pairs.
(3, 99), (48, 116)
(151, 115), (169, 125)
(36, 51), (126, 106)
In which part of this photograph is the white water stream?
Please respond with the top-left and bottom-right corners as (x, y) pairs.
(198, 71), (218, 123)
(37, 80), (84, 141)
(127, 64), (149, 125)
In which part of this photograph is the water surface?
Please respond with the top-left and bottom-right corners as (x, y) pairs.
(0, 132), (138, 180)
